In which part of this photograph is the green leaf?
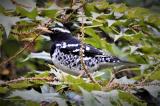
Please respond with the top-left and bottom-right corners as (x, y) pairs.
(54, 0), (72, 7)
(119, 91), (147, 106)
(149, 70), (160, 80)
(80, 88), (100, 106)
(81, 89), (142, 106)
(16, 0), (36, 11)
(9, 81), (33, 89)
(0, 0), (16, 10)
(114, 76), (136, 84)
(94, 1), (109, 11)
(35, 71), (49, 78)
(24, 51), (51, 62)
(127, 54), (147, 64)
(84, 3), (96, 16)
(110, 44), (127, 57)
(16, 7), (37, 19)
(110, 3), (128, 13)
(2, 39), (21, 57)
(0, 5), (5, 13)
(41, 9), (58, 19)
(127, 7), (149, 18)
(143, 81), (160, 98)
(9, 85), (67, 106)
(139, 46), (160, 54)
(65, 75), (101, 91)
(0, 13), (20, 36)
(84, 28), (102, 48)
(0, 87), (9, 94)
(92, 90), (120, 106)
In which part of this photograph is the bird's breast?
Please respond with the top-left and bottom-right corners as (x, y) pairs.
(51, 48), (122, 76)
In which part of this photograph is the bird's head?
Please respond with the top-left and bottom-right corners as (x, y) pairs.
(36, 21), (72, 41)
(37, 21), (71, 34)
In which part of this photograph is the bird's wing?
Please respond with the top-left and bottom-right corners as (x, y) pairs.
(56, 42), (104, 57)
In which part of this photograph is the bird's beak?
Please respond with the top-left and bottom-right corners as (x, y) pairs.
(35, 26), (52, 35)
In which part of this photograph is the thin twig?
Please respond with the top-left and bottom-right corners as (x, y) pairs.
(0, 33), (39, 67)
(105, 80), (160, 91)
(83, 24), (103, 29)
(0, 77), (54, 86)
(0, 19), (53, 66)
(62, 1), (87, 23)
(79, 12), (100, 86)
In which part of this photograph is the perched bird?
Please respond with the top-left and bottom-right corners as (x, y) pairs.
(37, 22), (138, 76)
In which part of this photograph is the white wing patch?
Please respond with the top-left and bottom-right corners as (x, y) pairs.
(53, 28), (71, 33)
(56, 43), (79, 48)
(73, 49), (80, 52)
(56, 44), (61, 47)
(86, 46), (90, 51)
(62, 42), (67, 48)
(67, 44), (79, 47)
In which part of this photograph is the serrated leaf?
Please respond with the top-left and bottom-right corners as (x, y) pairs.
(148, 70), (160, 80)
(23, 51), (51, 62)
(9, 81), (33, 89)
(16, 7), (37, 19)
(81, 89), (144, 106)
(114, 12), (124, 19)
(84, 28), (102, 48)
(40, 84), (56, 94)
(65, 91), (83, 105)
(92, 90), (119, 106)
(142, 80), (160, 98)
(107, 19), (116, 27)
(9, 85), (67, 106)
(113, 76), (136, 84)
(119, 91), (147, 106)
(16, 0), (36, 11)
(140, 64), (150, 73)
(0, 14), (20, 36)
(80, 88), (100, 106)
(113, 32), (123, 42)
(2, 39), (21, 57)
(65, 75), (101, 91)
(111, 3), (128, 13)
(41, 9), (58, 19)
(0, 0), (16, 10)
(110, 44), (127, 57)
(84, 3), (96, 16)
(91, 12), (104, 19)
(0, 87), (9, 94)
(129, 46), (139, 54)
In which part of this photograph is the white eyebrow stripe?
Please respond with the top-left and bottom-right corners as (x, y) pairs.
(56, 44), (61, 46)
(55, 21), (64, 27)
(53, 28), (71, 33)
(67, 44), (79, 47)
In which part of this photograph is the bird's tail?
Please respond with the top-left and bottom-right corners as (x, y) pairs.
(95, 56), (139, 67)
(120, 60), (140, 67)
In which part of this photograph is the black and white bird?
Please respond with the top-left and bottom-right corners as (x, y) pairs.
(38, 22), (138, 76)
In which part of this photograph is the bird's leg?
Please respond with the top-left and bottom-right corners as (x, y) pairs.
(77, 70), (86, 78)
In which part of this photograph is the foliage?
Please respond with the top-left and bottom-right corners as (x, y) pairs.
(0, 0), (160, 106)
